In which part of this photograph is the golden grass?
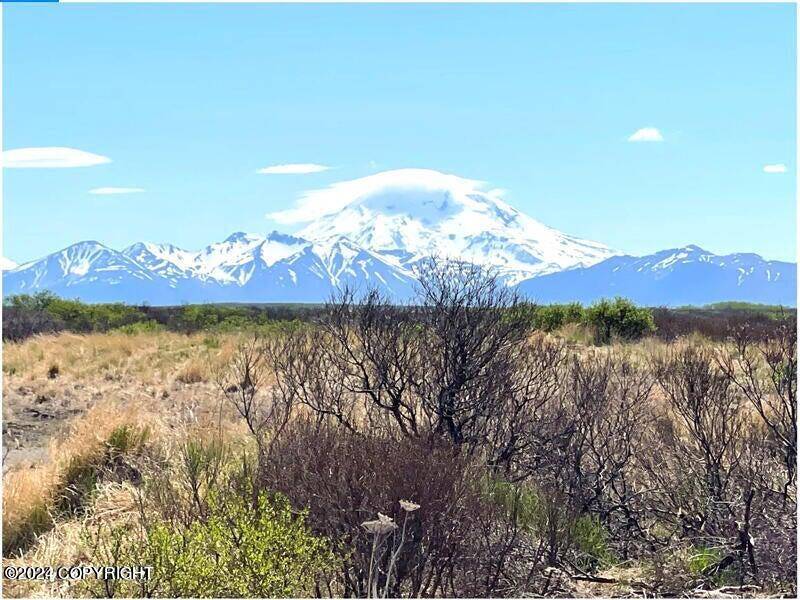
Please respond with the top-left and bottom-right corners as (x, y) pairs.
(2, 400), (155, 556)
(3, 330), (255, 568)
(175, 359), (208, 384)
(2, 327), (775, 597)
(2, 481), (142, 598)
(3, 330), (242, 384)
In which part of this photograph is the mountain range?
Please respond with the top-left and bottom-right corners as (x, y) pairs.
(2, 169), (796, 307)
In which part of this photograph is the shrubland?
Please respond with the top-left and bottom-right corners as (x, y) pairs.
(2, 260), (796, 597)
(4, 287), (793, 345)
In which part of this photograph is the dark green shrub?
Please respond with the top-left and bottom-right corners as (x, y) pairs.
(585, 297), (655, 344)
(516, 302), (586, 332)
(215, 315), (254, 331)
(45, 297), (145, 332)
(538, 303), (584, 331)
(178, 305), (221, 331)
(4, 291), (60, 312)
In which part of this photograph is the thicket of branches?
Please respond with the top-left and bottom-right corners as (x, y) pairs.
(211, 260), (797, 597)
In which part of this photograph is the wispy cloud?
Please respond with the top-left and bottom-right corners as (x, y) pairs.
(267, 168), (492, 225)
(763, 163), (788, 174)
(89, 187), (145, 195)
(1, 257), (17, 271)
(257, 163), (331, 175)
(627, 127), (664, 142)
(2, 147), (111, 168)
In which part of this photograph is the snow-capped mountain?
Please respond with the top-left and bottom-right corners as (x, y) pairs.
(295, 169), (615, 283)
(517, 245), (797, 307)
(1, 257), (17, 271)
(3, 241), (178, 304)
(3, 232), (416, 305)
(2, 170), (795, 306)
(122, 241), (202, 284)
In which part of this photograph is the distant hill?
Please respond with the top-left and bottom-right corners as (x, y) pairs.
(516, 246), (796, 307)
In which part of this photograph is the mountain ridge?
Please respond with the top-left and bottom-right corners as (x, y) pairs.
(517, 245), (796, 307)
(3, 170), (795, 306)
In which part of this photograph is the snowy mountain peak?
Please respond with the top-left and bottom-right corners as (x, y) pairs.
(297, 169), (616, 283)
(681, 244), (706, 253)
(52, 241), (122, 276)
(6, 169), (793, 306)
(264, 231), (307, 245)
(223, 231), (264, 244)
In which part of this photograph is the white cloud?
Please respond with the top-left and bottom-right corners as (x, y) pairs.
(763, 163), (788, 174)
(2, 147), (111, 168)
(89, 187), (145, 195)
(1, 257), (17, 271)
(257, 163), (331, 175)
(627, 127), (664, 142)
(267, 168), (493, 224)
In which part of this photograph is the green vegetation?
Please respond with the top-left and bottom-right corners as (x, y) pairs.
(72, 435), (337, 598)
(699, 301), (793, 318)
(3, 292), (143, 332)
(125, 490), (335, 597)
(8, 291), (795, 346)
(585, 297), (656, 344)
(518, 301), (585, 332)
(3, 292), (313, 341)
(519, 297), (656, 343)
(570, 515), (614, 569)
(686, 546), (723, 576)
(483, 477), (614, 570)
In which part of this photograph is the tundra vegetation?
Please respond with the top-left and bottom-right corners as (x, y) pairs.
(2, 261), (796, 598)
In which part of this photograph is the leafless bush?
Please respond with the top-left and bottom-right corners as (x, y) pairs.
(562, 352), (655, 559)
(217, 334), (293, 457)
(266, 261), (570, 477)
(717, 322), (797, 492)
(646, 341), (796, 587)
(211, 258), (796, 596)
(258, 418), (536, 597)
(653, 345), (746, 506)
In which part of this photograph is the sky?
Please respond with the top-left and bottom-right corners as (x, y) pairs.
(2, 3), (796, 264)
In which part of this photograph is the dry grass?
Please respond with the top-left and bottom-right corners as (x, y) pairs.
(2, 399), (153, 555)
(2, 330), (252, 570)
(3, 330), (242, 384)
(3, 331), (248, 466)
(3, 481), (142, 598)
(2, 326), (792, 597)
(175, 359), (208, 384)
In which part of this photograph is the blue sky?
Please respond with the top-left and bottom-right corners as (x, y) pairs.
(3, 3), (796, 263)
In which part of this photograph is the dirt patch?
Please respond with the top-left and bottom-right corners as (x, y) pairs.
(3, 372), (228, 471)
